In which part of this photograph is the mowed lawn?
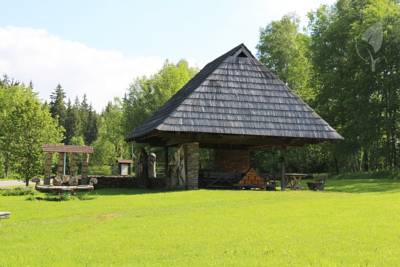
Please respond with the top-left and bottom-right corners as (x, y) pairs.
(1, 179), (400, 266)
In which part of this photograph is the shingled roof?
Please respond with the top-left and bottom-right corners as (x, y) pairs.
(127, 44), (343, 143)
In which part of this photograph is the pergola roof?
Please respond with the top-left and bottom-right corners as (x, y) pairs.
(127, 44), (343, 147)
(42, 144), (94, 153)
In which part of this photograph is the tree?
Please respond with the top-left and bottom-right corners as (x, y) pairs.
(308, 0), (400, 171)
(123, 60), (198, 135)
(92, 98), (128, 167)
(257, 14), (314, 102)
(0, 80), (63, 184)
(64, 95), (98, 145)
(49, 84), (67, 132)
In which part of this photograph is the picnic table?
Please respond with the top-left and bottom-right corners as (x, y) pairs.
(284, 173), (308, 190)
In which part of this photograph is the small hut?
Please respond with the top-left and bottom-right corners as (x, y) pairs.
(126, 44), (343, 190)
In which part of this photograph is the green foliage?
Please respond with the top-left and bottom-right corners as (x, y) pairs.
(123, 60), (198, 134)
(91, 98), (129, 173)
(49, 84), (67, 136)
(0, 186), (35, 196)
(2, 180), (400, 266)
(88, 165), (112, 175)
(75, 192), (96, 200)
(0, 79), (63, 182)
(257, 14), (314, 102)
(50, 87), (99, 145)
(308, 0), (400, 172)
(331, 170), (400, 180)
(34, 192), (72, 201)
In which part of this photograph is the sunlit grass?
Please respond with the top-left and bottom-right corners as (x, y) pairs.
(1, 179), (400, 266)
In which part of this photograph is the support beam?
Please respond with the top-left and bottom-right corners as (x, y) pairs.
(280, 148), (286, 191)
(164, 146), (169, 175)
(63, 152), (67, 176)
(57, 152), (65, 177)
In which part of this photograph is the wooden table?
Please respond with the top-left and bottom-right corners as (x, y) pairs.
(284, 173), (307, 190)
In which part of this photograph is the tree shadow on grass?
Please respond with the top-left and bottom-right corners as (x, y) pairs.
(91, 188), (185, 196)
(324, 179), (400, 193)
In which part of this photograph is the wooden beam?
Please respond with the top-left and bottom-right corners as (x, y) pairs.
(43, 144), (94, 153)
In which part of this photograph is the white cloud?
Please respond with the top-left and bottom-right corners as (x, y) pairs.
(0, 26), (166, 111)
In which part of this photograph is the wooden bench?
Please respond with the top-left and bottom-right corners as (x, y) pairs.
(199, 170), (243, 188)
(307, 178), (326, 191)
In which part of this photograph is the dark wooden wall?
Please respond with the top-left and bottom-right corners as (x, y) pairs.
(214, 149), (250, 172)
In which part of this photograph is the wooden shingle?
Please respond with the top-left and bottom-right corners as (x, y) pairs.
(127, 44), (343, 143)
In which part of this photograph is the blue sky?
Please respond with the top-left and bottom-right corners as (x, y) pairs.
(0, 0), (336, 110)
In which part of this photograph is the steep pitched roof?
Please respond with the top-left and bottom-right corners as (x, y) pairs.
(127, 44), (343, 142)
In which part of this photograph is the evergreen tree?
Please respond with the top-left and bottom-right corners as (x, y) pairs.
(49, 84), (67, 140)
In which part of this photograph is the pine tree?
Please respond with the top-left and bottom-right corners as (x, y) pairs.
(49, 84), (67, 141)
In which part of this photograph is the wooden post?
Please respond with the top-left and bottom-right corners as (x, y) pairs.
(164, 147), (169, 176)
(63, 152), (67, 176)
(280, 148), (286, 191)
(44, 152), (53, 185)
(164, 146), (169, 188)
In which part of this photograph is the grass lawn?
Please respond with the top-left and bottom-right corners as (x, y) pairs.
(1, 179), (400, 266)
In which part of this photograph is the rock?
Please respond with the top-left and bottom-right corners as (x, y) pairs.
(53, 176), (62, 186)
(0, 212), (11, 219)
(69, 176), (79, 186)
(31, 178), (41, 185)
(89, 178), (98, 186)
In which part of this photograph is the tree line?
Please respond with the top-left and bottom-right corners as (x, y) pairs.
(1, 0), (400, 181)
(255, 0), (400, 174)
(0, 60), (197, 181)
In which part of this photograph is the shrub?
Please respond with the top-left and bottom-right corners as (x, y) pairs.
(0, 187), (35, 196)
(34, 193), (72, 201)
(89, 165), (112, 175)
(76, 193), (96, 201)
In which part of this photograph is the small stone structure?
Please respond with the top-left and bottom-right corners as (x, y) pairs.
(35, 144), (97, 193)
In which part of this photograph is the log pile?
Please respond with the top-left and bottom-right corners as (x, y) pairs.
(238, 168), (266, 189)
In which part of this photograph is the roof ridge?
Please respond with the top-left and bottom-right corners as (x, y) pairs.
(128, 43), (249, 139)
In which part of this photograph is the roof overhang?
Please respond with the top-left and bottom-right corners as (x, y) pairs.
(127, 130), (340, 149)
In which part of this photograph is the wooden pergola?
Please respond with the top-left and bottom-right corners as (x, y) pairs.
(42, 144), (94, 185)
(126, 44), (343, 190)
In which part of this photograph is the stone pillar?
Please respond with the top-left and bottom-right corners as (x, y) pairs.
(56, 152), (65, 177)
(81, 153), (89, 179)
(69, 153), (77, 176)
(44, 152), (53, 185)
(214, 149), (250, 172)
(183, 142), (199, 190)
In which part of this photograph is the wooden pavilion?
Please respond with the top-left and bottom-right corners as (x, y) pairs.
(126, 44), (343, 190)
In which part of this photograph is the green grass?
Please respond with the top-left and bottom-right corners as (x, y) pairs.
(1, 179), (400, 266)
